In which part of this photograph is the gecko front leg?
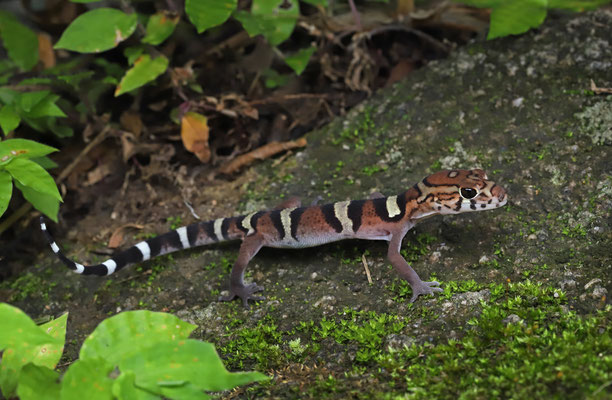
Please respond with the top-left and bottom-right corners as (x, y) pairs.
(219, 234), (265, 307)
(387, 231), (442, 303)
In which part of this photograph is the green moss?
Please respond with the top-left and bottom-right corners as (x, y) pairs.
(218, 281), (611, 399)
(0, 270), (57, 302)
(166, 216), (183, 230)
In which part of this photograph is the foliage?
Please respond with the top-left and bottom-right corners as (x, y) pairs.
(53, 0), (314, 98)
(0, 139), (61, 221)
(0, 304), (267, 399)
(456, 0), (611, 39)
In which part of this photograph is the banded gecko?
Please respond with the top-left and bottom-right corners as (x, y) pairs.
(41, 169), (507, 306)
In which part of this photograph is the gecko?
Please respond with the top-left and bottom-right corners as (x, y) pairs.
(41, 169), (507, 306)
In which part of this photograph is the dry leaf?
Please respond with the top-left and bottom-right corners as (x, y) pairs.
(120, 133), (137, 162)
(181, 111), (211, 163)
(37, 32), (55, 68)
(108, 223), (144, 248)
(86, 163), (112, 186)
(217, 137), (307, 175)
(120, 110), (143, 137)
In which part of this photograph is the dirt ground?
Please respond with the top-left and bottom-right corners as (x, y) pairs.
(2, 8), (611, 400)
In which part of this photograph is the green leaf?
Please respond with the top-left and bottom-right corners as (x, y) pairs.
(0, 87), (19, 104)
(115, 54), (169, 96)
(302, 0), (327, 4)
(0, 312), (67, 396)
(18, 91), (50, 113)
(0, 170), (12, 217)
(15, 181), (60, 222)
(0, 103), (20, 134)
(234, 0), (299, 46)
(48, 118), (73, 138)
(185, 0), (237, 33)
(36, 313), (68, 367)
(143, 11), (179, 45)
(0, 303), (63, 398)
(16, 364), (61, 400)
(112, 371), (162, 400)
(31, 156), (59, 170)
(0, 138), (58, 166)
(4, 158), (62, 202)
(262, 68), (290, 88)
(61, 358), (114, 400)
(79, 310), (196, 365)
(55, 8), (138, 53)
(284, 46), (316, 75)
(123, 46), (145, 65)
(0, 11), (39, 70)
(25, 94), (66, 118)
(57, 71), (95, 89)
(487, 0), (547, 39)
(119, 340), (268, 393)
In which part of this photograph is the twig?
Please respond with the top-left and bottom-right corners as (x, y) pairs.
(0, 203), (32, 235)
(248, 93), (336, 106)
(361, 253), (373, 284)
(216, 138), (307, 175)
(590, 79), (612, 95)
(366, 24), (451, 54)
(183, 199), (200, 220)
(347, 0), (362, 30)
(57, 125), (112, 183)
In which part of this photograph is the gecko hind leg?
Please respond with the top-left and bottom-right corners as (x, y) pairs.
(219, 234), (265, 307)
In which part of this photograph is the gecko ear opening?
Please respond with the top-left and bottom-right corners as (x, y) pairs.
(460, 187), (479, 199)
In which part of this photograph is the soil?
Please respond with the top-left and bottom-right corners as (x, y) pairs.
(1, 8), (611, 400)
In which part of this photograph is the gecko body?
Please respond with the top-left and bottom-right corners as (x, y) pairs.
(41, 169), (507, 306)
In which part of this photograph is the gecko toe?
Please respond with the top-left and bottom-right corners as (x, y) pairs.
(219, 283), (265, 307)
(409, 281), (443, 303)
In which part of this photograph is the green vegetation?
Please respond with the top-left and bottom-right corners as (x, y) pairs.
(0, 270), (57, 302)
(456, 0), (611, 39)
(0, 139), (61, 221)
(0, 303), (267, 399)
(216, 280), (611, 398)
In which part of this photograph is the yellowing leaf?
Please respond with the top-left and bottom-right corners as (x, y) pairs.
(180, 112), (211, 163)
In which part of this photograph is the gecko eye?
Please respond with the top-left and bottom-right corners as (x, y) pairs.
(460, 187), (478, 199)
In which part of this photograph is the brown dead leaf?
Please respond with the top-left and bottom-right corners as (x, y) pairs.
(120, 110), (143, 137)
(120, 133), (137, 162)
(386, 59), (415, 87)
(86, 163), (112, 186)
(108, 223), (144, 248)
(37, 32), (55, 68)
(217, 137), (307, 175)
(181, 112), (211, 163)
(170, 61), (195, 87)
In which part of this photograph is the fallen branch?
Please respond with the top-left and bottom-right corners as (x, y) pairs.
(217, 138), (307, 175)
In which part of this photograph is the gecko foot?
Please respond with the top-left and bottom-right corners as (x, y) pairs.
(409, 280), (443, 303)
(219, 283), (265, 308)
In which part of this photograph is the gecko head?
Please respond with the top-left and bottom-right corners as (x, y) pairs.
(415, 169), (508, 216)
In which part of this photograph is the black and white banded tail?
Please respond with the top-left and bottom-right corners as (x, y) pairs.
(40, 216), (227, 276)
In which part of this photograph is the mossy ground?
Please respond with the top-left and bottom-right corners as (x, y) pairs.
(3, 9), (611, 400)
